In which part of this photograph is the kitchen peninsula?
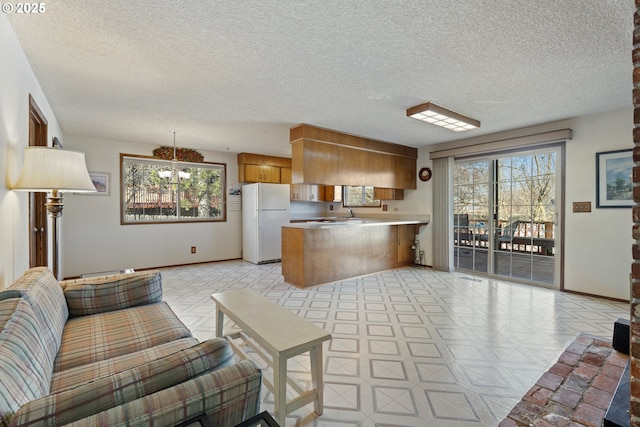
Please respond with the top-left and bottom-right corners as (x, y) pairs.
(282, 217), (428, 288)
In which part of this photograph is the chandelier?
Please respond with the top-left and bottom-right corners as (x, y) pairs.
(158, 130), (190, 183)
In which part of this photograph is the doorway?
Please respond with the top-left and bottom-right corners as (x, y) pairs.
(453, 146), (562, 287)
(28, 95), (48, 268)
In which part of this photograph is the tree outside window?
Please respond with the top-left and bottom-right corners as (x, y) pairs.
(121, 155), (226, 224)
(343, 186), (380, 207)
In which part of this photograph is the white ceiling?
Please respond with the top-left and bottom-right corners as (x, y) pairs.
(6, 0), (634, 158)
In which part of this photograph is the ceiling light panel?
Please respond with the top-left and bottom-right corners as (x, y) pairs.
(407, 102), (480, 132)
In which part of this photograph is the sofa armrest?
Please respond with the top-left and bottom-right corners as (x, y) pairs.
(59, 360), (262, 427)
(60, 271), (162, 317)
(8, 338), (236, 427)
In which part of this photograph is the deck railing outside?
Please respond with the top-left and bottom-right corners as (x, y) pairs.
(454, 218), (555, 255)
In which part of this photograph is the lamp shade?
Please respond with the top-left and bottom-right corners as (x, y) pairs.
(13, 147), (96, 192)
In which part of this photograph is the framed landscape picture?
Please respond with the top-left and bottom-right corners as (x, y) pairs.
(596, 149), (633, 208)
(88, 172), (110, 195)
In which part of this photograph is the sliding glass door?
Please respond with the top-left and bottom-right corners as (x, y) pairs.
(453, 147), (562, 287)
(453, 160), (490, 273)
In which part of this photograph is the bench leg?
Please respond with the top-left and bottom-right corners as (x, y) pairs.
(215, 308), (224, 338)
(273, 355), (287, 427)
(310, 344), (324, 415)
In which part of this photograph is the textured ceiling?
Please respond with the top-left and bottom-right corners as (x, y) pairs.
(6, 0), (634, 157)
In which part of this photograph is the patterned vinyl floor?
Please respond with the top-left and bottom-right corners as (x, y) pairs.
(159, 260), (628, 427)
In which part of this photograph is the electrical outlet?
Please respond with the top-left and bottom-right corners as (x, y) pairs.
(190, 246), (196, 254)
(382, 204), (388, 211)
(329, 204), (334, 211)
(573, 202), (591, 213)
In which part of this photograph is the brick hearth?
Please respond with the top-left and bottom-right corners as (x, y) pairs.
(500, 333), (628, 427)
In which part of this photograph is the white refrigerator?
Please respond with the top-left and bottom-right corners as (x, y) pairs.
(242, 183), (291, 264)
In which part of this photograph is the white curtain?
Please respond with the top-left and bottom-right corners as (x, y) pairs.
(431, 157), (454, 272)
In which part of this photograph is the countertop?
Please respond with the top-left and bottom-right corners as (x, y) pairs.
(284, 216), (429, 229)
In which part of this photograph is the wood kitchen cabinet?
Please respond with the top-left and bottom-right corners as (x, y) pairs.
(397, 224), (416, 265)
(374, 187), (404, 200)
(282, 221), (427, 288)
(323, 185), (342, 202)
(291, 184), (324, 202)
(241, 164), (281, 183)
(237, 153), (291, 184)
(280, 167), (292, 184)
(282, 224), (396, 288)
(290, 124), (417, 189)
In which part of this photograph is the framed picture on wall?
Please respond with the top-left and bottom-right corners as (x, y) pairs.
(596, 149), (633, 208)
(88, 172), (110, 196)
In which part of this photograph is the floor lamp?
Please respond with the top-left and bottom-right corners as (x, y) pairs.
(13, 146), (96, 279)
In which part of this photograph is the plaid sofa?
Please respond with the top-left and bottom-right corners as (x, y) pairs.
(0, 267), (262, 427)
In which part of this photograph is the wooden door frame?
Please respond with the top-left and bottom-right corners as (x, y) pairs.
(28, 94), (48, 268)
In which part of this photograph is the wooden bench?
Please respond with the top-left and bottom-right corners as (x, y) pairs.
(211, 289), (331, 426)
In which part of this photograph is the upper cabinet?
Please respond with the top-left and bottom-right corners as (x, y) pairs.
(374, 187), (404, 200)
(280, 167), (292, 185)
(291, 184), (324, 202)
(323, 185), (342, 203)
(289, 124), (417, 189)
(242, 164), (281, 183)
(238, 153), (292, 184)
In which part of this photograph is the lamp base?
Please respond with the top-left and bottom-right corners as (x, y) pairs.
(45, 193), (63, 218)
(46, 190), (63, 279)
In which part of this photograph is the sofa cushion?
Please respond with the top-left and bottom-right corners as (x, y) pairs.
(61, 271), (162, 317)
(0, 298), (53, 424)
(51, 337), (199, 392)
(10, 339), (236, 427)
(6, 267), (68, 362)
(64, 360), (262, 427)
(54, 302), (192, 372)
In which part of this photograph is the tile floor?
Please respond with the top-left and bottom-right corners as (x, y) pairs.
(159, 260), (628, 427)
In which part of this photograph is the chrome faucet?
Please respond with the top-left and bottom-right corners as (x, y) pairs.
(347, 208), (355, 218)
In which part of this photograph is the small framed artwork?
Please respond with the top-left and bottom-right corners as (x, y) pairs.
(596, 149), (633, 208)
(88, 172), (110, 196)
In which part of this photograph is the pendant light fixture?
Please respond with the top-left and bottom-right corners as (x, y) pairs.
(159, 130), (190, 183)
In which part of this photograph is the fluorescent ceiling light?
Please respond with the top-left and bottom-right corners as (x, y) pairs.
(407, 102), (480, 132)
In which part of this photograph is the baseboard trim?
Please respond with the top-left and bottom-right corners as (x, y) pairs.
(65, 258), (243, 280)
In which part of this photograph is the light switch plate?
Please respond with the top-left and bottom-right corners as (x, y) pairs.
(573, 201), (591, 213)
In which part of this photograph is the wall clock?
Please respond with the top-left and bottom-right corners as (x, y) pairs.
(419, 167), (432, 182)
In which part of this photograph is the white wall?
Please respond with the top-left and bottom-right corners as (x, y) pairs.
(61, 134), (242, 278)
(0, 16), (62, 289)
(564, 108), (633, 300)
